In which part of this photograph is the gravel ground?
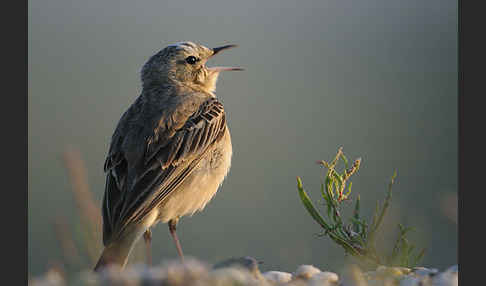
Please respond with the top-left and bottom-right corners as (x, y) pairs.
(29, 257), (458, 286)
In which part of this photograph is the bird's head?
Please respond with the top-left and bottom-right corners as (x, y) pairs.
(141, 41), (242, 93)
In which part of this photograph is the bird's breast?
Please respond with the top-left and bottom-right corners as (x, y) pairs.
(156, 127), (232, 223)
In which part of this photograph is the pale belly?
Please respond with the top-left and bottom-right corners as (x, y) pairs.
(154, 129), (232, 223)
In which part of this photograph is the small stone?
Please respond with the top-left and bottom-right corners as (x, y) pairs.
(308, 271), (339, 286)
(98, 264), (136, 285)
(213, 256), (264, 280)
(339, 265), (367, 286)
(375, 265), (388, 272)
(163, 258), (211, 285)
(406, 268), (435, 286)
(395, 267), (412, 275)
(213, 256), (259, 271)
(431, 265), (458, 286)
(293, 264), (322, 280)
(412, 267), (439, 277)
(400, 276), (421, 286)
(211, 267), (262, 286)
(263, 271), (293, 284)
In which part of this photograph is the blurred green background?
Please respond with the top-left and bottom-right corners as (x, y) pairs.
(28, 0), (457, 278)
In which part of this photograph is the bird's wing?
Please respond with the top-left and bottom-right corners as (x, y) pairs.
(102, 97), (227, 244)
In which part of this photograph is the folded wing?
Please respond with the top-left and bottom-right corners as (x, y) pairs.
(101, 97), (227, 245)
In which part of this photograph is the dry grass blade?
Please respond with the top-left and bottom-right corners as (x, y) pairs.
(62, 146), (102, 263)
(53, 217), (82, 268)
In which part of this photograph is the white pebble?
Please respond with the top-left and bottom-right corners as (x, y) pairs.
(263, 271), (293, 284)
(432, 269), (458, 286)
(211, 267), (258, 284)
(309, 271), (339, 286)
(294, 264), (322, 279)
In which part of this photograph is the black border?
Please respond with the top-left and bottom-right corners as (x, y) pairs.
(5, 0), (27, 283)
(459, 0), (483, 284)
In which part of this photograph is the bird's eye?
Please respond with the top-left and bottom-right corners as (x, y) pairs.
(185, 56), (198, 65)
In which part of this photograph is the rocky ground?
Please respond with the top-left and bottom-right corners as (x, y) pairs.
(29, 257), (458, 286)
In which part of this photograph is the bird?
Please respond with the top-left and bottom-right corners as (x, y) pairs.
(94, 42), (242, 271)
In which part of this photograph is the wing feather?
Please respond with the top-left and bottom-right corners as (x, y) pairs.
(101, 97), (227, 244)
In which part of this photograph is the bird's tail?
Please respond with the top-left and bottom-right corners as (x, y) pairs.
(94, 239), (133, 272)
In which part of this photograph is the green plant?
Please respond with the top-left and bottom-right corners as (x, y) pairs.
(297, 147), (425, 268)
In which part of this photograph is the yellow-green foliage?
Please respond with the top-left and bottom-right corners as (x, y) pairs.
(297, 147), (425, 268)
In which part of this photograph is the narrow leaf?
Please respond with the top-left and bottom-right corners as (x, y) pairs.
(352, 194), (361, 233)
(297, 177), (331, 231)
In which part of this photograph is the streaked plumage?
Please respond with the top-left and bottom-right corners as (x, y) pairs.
(94, 42), (241, 271)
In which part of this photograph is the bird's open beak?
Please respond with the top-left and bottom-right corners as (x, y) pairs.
(212, 44), (238, 56)
(208, 44), (244, 72)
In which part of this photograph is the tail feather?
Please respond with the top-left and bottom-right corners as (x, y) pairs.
(94, 241), (133, 272)
(95, 219), (150, 272)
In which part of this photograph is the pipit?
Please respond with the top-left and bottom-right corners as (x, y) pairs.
(94, 42), (242, 271)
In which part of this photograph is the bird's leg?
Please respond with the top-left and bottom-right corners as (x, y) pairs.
(143, 228), (152, 266)
(168, 218), (185, 262)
